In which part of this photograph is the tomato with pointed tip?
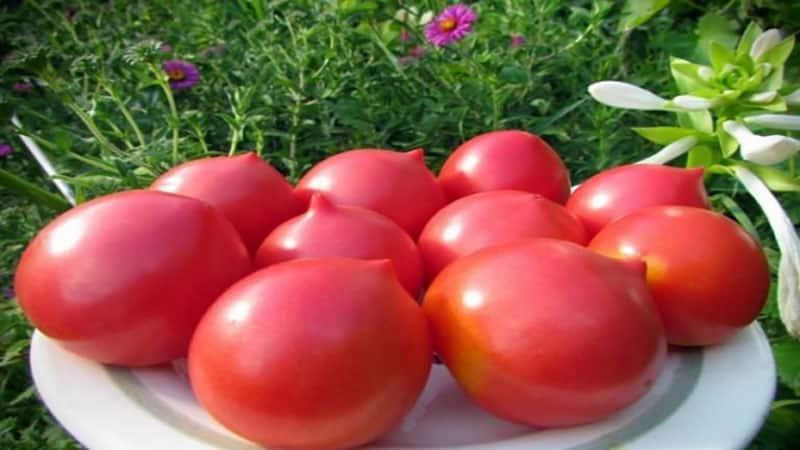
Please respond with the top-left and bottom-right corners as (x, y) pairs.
(189, 258), (432, 450)
(151, 152), (304, 254)
(589, 206), (770, 346)
(424, 239), (665, 427)
(418, 190), (588, 280)
(567, 164), (710, 238)
(15, 190), (251, 366)
(255, 193), (423, 297)
(438, 130), (571, 204)
(295, 148), (446, 237)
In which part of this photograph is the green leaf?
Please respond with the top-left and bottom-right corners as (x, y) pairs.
(774, 339), (800, 396)
(617, 0), (670, 32)
(760, 65), (785, 91)
(670, 57), (713, 93)
(693, 13), (738, 64)
(632, 126), (699, 145)
(677, 110), (713, 133)
(750, 96), (789, 112)
(717, 120), (739, 157)
(709, 41), (735, 71)
(734, 162), (800, 192)
(499, 66), (530, 84)
(0, 168), (71, 211)
(686, 144), (721, 168)
(759, 36), (796, 67)
(737, 22), (764, 56)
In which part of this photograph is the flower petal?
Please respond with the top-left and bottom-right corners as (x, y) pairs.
(672, 95), (715, 111)
(744, 114), (800, 131)
(750, 29), (783, 61)
(747, 91), (777, 103)
(636, 136), (698, 165)
(587, 81), (668, 110)
(785, 88), (800, 105)
(732, 166), (800, 338)
(741, 135), (800, 165)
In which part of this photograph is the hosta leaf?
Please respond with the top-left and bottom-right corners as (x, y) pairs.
(686, 144), (720, 168)
(759, 36), (796, 67)
(677, 110), (713, 133)
(670, 57), (713, 93)
(717, 120), (739, 157)
(737, 22), (764, 56)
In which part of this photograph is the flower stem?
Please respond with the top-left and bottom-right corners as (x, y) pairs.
(151, 64), (181, 164)
(102, 83), (146, 149)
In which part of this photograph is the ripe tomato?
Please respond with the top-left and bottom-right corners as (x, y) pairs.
(255, 193), (424, 297)
(151, 152), (303, 254)
(295, 149), (446, 238)
(424, 239), (665, 427)
(589, 206), (770, 346)
(566, 164), (710, 238)
(418, 190), (587, 280)
(189, 258), (431, 449)
(15, 190), (251, 366)
(438, 130), (571, 204)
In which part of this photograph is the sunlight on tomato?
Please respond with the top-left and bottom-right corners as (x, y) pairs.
(255, 193), (423, 297)
(295, 148), (446, 238)
(418, 190), (587, 280)
(438, 130), (571, 204)
(567, 164), (709, 238)
(189, 258), (431, 449)
(15, 190), (251, 366)
(424, 239), (665, 427)
(589, 206), (770, 346)
(151, 152), (303, 254)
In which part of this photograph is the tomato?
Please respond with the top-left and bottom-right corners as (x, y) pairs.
(418, 190), (587, 280)
(295, 149), (446, 238)
(255, 193), (423, 297)
(423, 239), (665, 427)
(151, 152), (303, 254)
(566, 164), (710, 238)
(438, 130), (571, 204)
(189, 258), (431, 449)
(589, 206), (770, 346)
(15, 190), (251, 366)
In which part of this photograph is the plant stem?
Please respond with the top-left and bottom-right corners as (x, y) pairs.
(103, 84), (146, 149)
(0, 168), (71, 211)
(151, 64), (181, 164)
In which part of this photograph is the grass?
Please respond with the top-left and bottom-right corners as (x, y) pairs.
(1, 0), (799, 448)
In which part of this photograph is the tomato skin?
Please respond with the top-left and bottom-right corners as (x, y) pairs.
(423, 239), (665, 427)
(589, 206), (770, 346)
(189, 258), (432, 450)
(418, 190), (588, 280)
(295, 149), (446, 238)
(15, 190), (251, 366)
(255, 193), (423, 297)
(438, 130), (571, 204)
(151, 152), (303, 254)
(566, 164), (710, 238)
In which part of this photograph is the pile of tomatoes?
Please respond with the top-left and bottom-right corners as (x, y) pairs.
(15, 130), (770, 449)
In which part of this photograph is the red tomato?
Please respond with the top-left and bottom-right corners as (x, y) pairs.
(151, 152), (303, 254)
(589, 206), (770, 346)
(15, 190), (251, 366)
(295, 148), (446, 237)
(418, 190), (588, 280)
(567, 164), (710, 238)
(423, 239), (665, 427)
(255, 193), (424, 297)
(189, 258), (431, 449)
(438, 130), (571, 204)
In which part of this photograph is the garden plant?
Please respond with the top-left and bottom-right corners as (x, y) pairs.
(1, 0), (799, 449)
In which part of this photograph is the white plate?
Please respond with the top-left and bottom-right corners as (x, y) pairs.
(30, 324), (774, 450)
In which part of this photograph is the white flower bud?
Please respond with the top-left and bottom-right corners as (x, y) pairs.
(750, 29), (783, 61)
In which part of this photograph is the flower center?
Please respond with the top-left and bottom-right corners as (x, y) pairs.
(167, 69), (186, 81)
(439, 18), (457, 32)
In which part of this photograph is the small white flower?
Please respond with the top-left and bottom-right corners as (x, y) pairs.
(419, 10), (434, 25)
(785, 88), (800, 105)
(750, 29), (783, 61)
(748, 91), (778, 103)
(732, 166), (800, 338)
(672, 95), (716, 111)
(588, 81), (668, 110)
(744, 114), (800, 131)
(636, 136), (698, 165)
(723, 120), (800, 165)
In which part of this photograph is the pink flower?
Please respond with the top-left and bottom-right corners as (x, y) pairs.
(162, 59), (200, 91)
(409, 46), (425, 58)
(510, 34), (526, 48)
(399, 29), (411, 42)
(12, 82), (33, 93)
(0, 143), (13, 158)
(159, 43), (173, 53)
(424, 4), (477, 47)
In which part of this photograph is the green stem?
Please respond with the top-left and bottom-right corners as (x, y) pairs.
(151, 64), (181, 164)
(66, 103), (123, 155)
(0, 168), (71, 211)
(103, 84), (146, 149)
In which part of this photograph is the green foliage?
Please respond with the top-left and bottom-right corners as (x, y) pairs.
(0, 1), (798, 448)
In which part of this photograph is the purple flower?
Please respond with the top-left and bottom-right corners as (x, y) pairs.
(162, 59), (200, 91)
(0, 143), (12, 158)
(12, 81), (33, 93)
(159, 43), (173, 53)
(3, 287), (14, 300)
(510, 34), (527, 48)
(424, 4), (477, 47)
